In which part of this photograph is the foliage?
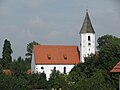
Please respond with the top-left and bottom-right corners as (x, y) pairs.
(29, 72), (47, 89)
(48, 70), (70, 90)
(0, 63), (47, 90)
(25, 41), (39, 60)
(0, 73), (31, 90)
(10, 57), (29, 77)
(2, 39), (13, 69)
(97, 35), (120, 49)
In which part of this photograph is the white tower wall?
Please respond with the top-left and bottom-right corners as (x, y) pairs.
(80, 33), (95, 63)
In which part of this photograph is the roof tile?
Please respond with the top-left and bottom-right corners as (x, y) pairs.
(33, 45), (80, 64)
(111, 61), (120, 73)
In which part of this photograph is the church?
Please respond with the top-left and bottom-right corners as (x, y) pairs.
(31, 10), (96, 79)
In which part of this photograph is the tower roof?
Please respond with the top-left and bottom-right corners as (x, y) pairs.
(80, 10), (95, 34)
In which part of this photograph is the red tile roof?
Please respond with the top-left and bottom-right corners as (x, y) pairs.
(111, 61), (120, 73)
(2, 69), (12, 75)
(33, 45), (80, 65)
(27, 69), (31, 74)
(2, 69), (31, 75)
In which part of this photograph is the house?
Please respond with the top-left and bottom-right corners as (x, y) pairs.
(31, 10), (96, 79)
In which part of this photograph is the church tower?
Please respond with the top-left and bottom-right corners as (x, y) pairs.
(79, 10), (95, 63)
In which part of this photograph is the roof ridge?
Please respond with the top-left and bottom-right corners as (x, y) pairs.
(35, 45), (78, 47)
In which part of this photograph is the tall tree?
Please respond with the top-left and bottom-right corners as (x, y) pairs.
(97, 35), (119, 49)
(2, 39), (13, 68)
(25, 41), (39, 62)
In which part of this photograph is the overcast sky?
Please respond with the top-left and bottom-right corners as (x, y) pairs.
(0, 0), (120, 59)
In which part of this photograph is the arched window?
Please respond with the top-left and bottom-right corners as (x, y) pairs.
(88, 36), (91, 41)
(64, 67), (66, 74)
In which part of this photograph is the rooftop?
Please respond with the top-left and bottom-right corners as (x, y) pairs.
(33, 45), (80, 65)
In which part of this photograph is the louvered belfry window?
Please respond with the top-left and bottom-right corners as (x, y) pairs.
(88, 36), (91, 41)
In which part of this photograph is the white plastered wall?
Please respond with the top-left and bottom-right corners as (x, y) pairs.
(80, 33), (95, 63)
(34, 64), (74, 80)
(31, 53), (35, 73)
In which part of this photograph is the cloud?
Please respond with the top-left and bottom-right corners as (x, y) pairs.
(0, 6), (7, 16)
(29, 16), (44, 28)
(21, 29), (33, 38)
(21, 0), (45, 8)
(27, 16), (58, 32)
(45, 31), (62, 40)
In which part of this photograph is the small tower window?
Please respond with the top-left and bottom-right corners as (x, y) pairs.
(64, 67), (66, 74)
(88, 36), (91, 41)
(88, 43), (91, 46)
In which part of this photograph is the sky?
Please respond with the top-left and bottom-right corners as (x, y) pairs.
(0, 0), (120, 59)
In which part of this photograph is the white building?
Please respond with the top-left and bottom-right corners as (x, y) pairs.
(31, 10), (96, 79)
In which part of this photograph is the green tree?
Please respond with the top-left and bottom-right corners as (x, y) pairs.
(48, 70), (70, 90)
(73, 69), (114, 90)
(11, 57), (29, 77)
(30, 73), (47, 89)
(0, 58), (3, 68)
(0, 73), (31, 90)
(25, 41), (39, 62)
(97, 35), (119, 49)
(2, 39), (13, 69)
